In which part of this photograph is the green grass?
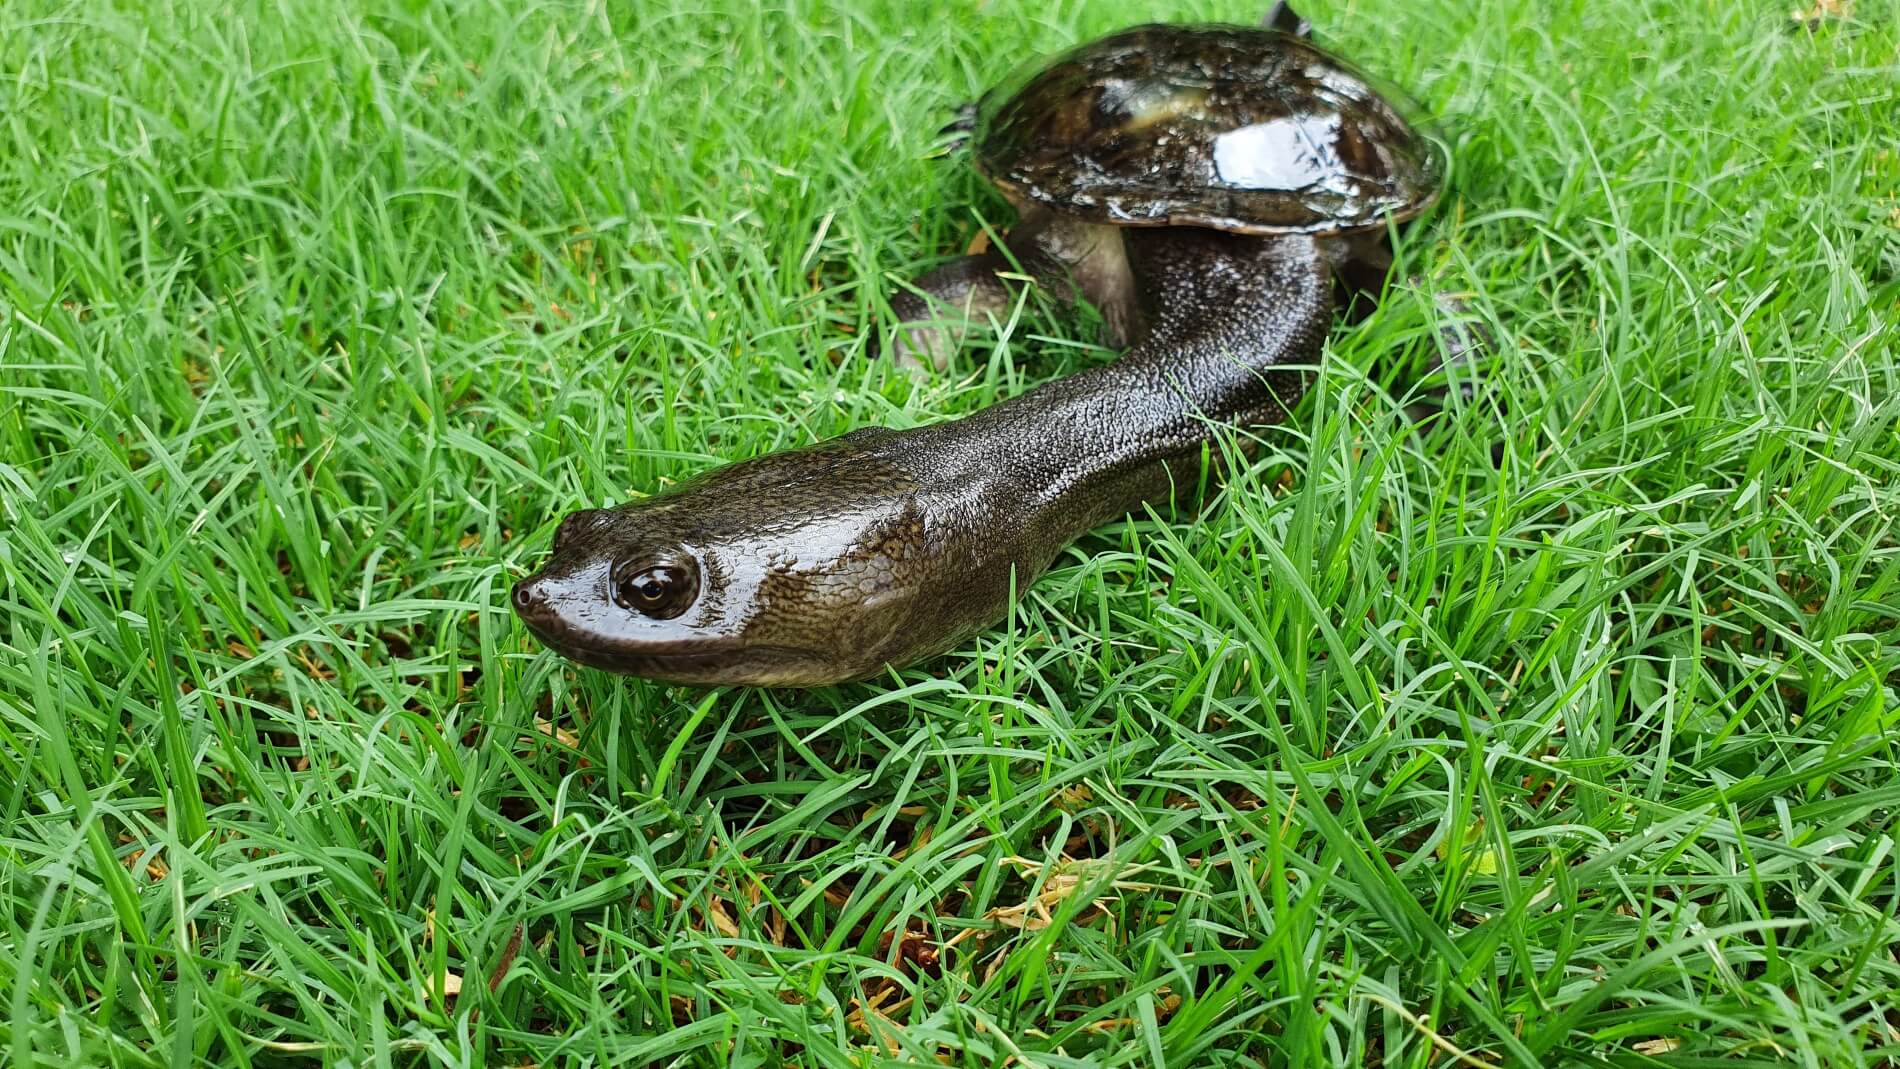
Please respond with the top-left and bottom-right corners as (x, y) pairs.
(2, 0), (1897, 1064)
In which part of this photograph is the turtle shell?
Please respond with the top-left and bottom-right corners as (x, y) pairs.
(973, 24), (1443, 236)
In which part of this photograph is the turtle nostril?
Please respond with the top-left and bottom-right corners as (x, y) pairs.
(511, 579), (542, 615)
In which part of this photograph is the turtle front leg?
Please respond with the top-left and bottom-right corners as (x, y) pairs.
(886, 252), (1020, 371)
(886, 207), (1142, 372)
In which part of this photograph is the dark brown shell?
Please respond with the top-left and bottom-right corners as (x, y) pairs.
(973, 24), (1443, 235)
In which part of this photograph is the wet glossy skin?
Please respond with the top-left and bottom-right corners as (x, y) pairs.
(975, 24), (1441, 235)
(514, 17), (1442, 686)
(514, 229), (1331, 685)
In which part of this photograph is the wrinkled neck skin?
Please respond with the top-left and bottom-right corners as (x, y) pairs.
(513, 229), (1333, 686)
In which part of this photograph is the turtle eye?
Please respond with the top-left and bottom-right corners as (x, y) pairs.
(611, 557), (698, 619)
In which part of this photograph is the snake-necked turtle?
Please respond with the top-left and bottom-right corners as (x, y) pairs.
(513, 6), (1459, 686)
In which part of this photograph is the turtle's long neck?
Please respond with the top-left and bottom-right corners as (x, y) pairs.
(1117, 226), (1331, 425)
(945, 228), (1334, 520)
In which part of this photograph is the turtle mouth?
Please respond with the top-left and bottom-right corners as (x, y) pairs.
(517, 612), (826, 686)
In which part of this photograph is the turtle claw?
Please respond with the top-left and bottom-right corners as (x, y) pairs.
(1262, 1), (1313, 38)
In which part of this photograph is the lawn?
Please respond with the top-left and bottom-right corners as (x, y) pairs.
(2, 0), (1897, 1064)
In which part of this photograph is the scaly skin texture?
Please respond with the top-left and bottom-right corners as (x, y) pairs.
(512, 228), (1331, 685)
